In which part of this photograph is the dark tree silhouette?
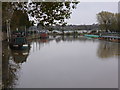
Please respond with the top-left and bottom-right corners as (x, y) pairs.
(2, 1), (79, 31)
(10, 10), (30, 30)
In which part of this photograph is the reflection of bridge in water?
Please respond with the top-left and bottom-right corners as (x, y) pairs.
(29, 35), (99, 52)
(27, 35), (120, 56)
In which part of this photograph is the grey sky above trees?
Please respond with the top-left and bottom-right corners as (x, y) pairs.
(66, 2), (118, 25)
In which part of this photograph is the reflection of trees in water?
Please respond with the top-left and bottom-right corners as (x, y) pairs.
(2, 41), (30, 89)
(29, 36), (97, 51)
(97, 41), (119, 58)
(11, 48), (30, 64)
(50, 35), (90, 43)
(29, 36), (90, 50)
(4, 57), (20, 88)
(3, 37), (119, 88)
(62, 35), (98, 42)
(28, 38), (50, 52)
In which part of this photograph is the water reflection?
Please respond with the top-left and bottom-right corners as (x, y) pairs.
(11, 48), (30, 64)
(50, 35), (92, 42)
(2, 35), (119, 88)
(97, 41), (120, 58)
(2, 41), (30, 88)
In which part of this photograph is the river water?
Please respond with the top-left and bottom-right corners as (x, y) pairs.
(2, 35), (119, 88)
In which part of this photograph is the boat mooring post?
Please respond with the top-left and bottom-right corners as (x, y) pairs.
(6, 20), (9, 42)
(6, 19), (11, 42)
(8, 19), (11, 39)
(25, 26), (27, 37)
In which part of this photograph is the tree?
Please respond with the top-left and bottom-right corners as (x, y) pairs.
(109, 13), (118, 32)
(2, 1), (79, 31)
(97, 11), (119, 32)
(28, 2), (78, 26)
(10, 10), (30, 31)
(97, 11), (114, 32)
(2, 2), (14, 32)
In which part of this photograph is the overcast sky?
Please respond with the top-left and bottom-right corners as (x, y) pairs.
(66, 2), (118, 25)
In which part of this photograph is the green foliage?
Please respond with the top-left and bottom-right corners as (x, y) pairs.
(2, 2), (79, 31)
(27, 2), (78, 26)
(10, 10), (30, 30)
(97, 11), (119, 32)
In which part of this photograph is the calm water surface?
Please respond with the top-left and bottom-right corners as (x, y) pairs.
(2, 36), (119, 88)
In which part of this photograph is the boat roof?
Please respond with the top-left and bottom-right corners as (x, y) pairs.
(102, 36), (120, 39)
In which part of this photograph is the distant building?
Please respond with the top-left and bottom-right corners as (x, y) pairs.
(29, 26), (38, 30)
(37, 24), (99, 31)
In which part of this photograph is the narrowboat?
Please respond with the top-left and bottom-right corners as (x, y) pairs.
(40, 32), (48, 38)
(101, 36), (120, 42)
(9, 36), (30, 50)
(84, 35), (100, 38)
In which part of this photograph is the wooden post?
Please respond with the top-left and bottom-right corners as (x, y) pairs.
(6, 20), (9, 42)
(8, 19), (11, 39)
(25, 26), (26, 37)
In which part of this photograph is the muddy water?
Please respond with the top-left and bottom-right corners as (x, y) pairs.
(2, 36), (119, 88)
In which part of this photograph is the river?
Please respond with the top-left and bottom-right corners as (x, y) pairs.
(2, 35), (119, 88)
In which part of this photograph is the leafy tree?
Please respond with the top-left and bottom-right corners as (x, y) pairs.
(2, 1), (79, 31)
(109, 13), (118, 32)
(97, 11), (119, 32)
(29, 2), (78, 26)
(10, 10), (30, 31)
(97, 11), (114, 32)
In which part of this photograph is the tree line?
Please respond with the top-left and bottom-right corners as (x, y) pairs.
(97, 11), (120, 32)
(37, 24), (99, 31)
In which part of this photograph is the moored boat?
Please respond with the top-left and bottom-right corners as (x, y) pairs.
(9, 36), (30, 50)
(84, 34), (100, 38)
(102, 36), (120, 42)
(40, 32), (48, 38)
